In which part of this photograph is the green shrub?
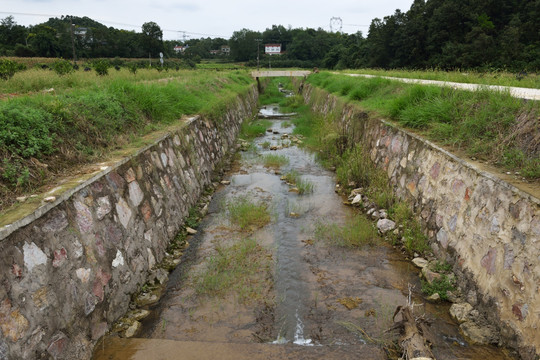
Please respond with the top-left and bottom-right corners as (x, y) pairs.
(127, 62), (138, 75)
(0, 59), (18, 80)
(185, 206), (201, 228)
(0, 105), (55, 157)
(1, 159), (30, 188)
(51, 59), (74, 76)
(93, 60), (110, 76)
(421, 275), (455, 301)
(389, 201), (430, 255)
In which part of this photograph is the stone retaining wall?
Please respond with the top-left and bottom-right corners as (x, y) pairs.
(302, 84), (539, 359)
(0, 86), (258, 359)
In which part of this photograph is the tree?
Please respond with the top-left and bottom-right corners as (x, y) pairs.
(28, 25), (60, 57)
(0, 16), (28, 54)
(262, 25), (292, 52)
(229, 28), (261, 62)
(141, 21), (164, 57)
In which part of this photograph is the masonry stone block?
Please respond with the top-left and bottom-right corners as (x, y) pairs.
(23, 242), (48, 272)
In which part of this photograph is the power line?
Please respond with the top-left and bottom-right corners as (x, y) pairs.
(0, 11), (58, 18)
(343, 23), (370, 27)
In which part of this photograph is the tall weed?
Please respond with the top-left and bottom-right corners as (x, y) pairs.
(314, 215), (380, 248)
(307, 72), (539, 179)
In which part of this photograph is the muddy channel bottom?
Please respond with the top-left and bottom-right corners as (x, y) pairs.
(94, 106), (514, 360)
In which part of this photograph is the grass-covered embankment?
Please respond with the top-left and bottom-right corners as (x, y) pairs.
(337, 68), (540, 89)
(0, 69), (254, 211)
(307, 72), (540, 180)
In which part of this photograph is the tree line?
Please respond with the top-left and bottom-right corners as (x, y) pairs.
(1, 0), (538, 71)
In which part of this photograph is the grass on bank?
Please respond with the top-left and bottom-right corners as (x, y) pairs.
(307, 72), (540, 179)
(0, 70), (254, 211)
(193, 237), (272, 303)
(338, 68), (540, 89)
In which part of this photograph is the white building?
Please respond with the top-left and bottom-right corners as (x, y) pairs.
(173, 45), (188, 53)
(221, 45), (230, 55)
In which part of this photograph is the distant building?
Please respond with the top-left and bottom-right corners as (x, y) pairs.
(265, 44), (281, 55)
(220, 45), (230, 55)
(174, 45), (188, 53)
(74, 27), (88, 36)
(210, 49), (220, 55)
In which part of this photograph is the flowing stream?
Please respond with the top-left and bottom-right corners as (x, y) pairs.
(93, 105), (515, 360)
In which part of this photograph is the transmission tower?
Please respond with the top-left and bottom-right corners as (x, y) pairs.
(329, 17), (343, 32)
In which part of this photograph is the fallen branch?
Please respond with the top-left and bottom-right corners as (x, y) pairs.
(391, 284), (435, 360)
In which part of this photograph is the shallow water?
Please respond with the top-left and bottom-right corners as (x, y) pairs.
(93, 106), (515, 360)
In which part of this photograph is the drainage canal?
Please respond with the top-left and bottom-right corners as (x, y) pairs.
(93, 104), (514, 360)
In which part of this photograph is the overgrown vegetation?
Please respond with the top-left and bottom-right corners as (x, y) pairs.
(388, 202), (430, 255)
(314, 215), (380, 248)
(259, 80), (289, 106)
(308, 72), (540, 180)
(0, 70), (254, 211)
(0, 63), (198, 95)
(282, 170), (314, 195)
(289, 84), (431, 255)
(193, 237), (272, 303)
(93, 59), (110, 76)
(240, 119), (271, 140)
(184, 206), (202, 229)
(0, 58), (21, 80)
(421, 275), (455, 301)
(225, 195), (271, 231)
(51, 59), (73, 76)
(339, 69), (540, 89)
(261, 154), (289, 169)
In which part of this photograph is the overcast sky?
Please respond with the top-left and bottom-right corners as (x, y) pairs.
(2, 0), (414, 41)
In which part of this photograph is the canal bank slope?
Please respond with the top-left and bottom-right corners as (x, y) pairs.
(0, 85), (258, 359)
(301, 83), (540, 359)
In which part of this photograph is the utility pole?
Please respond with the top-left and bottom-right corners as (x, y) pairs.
(255, 39), (262, 70)
(69, 17), (77, 65)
